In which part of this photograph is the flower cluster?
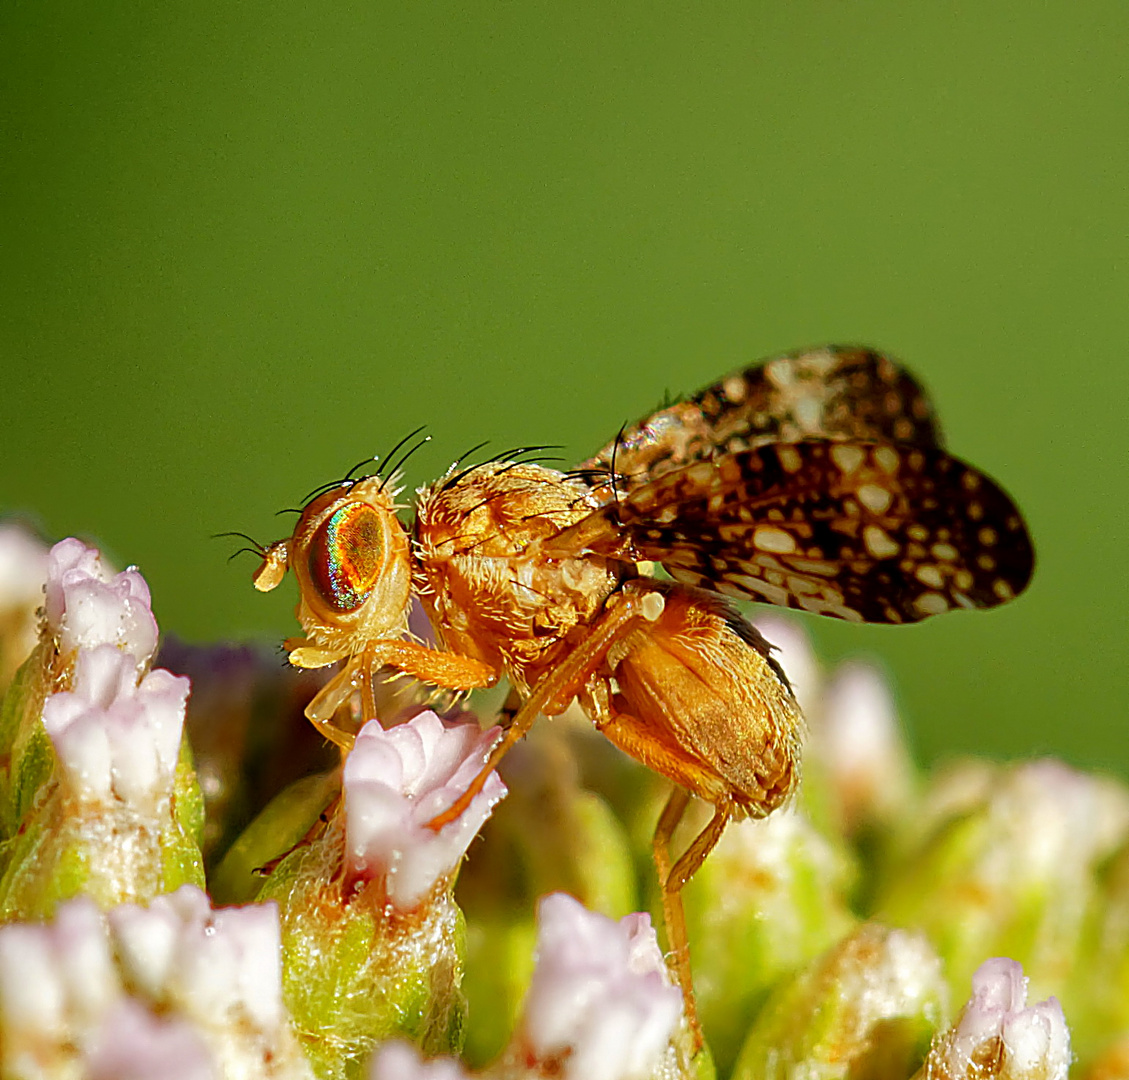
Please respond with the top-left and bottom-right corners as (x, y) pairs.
(0, 886), (309, 1079)
(0, 526), (1119, 1079)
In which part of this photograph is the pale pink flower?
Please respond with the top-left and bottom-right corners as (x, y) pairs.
(109, 886), (284, 1033)
(44, 537), (158, 666)
(818, 661), (914, 831)
(936, 958), (1071, 1080)
(0, 897), (119, 1043)
(0, 890), (308, 1080)
(0, 522), (49, 608)
(84, 999), (218, 1080)
(519, 893), (683, 1080)
(367, 1041), (471, 1080)
(343, 710), (507, 911)
(41, 644), (188, 806)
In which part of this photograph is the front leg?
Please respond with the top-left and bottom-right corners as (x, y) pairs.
(426, 583), (667, 830)
(301, 640), (500, 745)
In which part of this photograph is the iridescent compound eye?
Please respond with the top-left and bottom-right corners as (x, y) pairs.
(307, 502), (385, 613)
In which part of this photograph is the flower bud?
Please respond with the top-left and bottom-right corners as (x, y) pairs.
(0, 522), (49, 691)
(367, 1040), (471, 1080)
(0, 888), (310, 1079)
(732, 923), (947, 1080)
(877, 760), (1129, 1016)
(923, 958), (1071, 1080)
(256, 710), (506, 1078)
(44, 538), (158, 671)
(503, 892), (684, 1080)
(682, 808), (856, 1073)
(0, 549), (203, 919)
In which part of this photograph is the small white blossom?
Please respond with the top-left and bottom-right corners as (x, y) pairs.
(0, 524), (50, 680)
(44, 537), (158, 666)
(817, 661), (914, 831)
(0, 897), (119, 1042)
(109, 885), (285, 1034)
(343, 710), (507, 911)
(84, 999), (218, 1080)
(41, 643), (189, 806)
(931, 958), (1071, 1080)
(0, 898), (122, 1077)
(367, 1041), (471, 1080)
(518, 892), (683, 1080)
(0, 891), (308, 1080)
(0, 522), (49, 608)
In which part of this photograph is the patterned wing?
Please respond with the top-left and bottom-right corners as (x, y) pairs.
(555, 440), (1033, 624)
(580, 345), (942, 492)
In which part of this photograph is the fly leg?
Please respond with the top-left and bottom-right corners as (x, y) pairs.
(426, 584), (666, 831)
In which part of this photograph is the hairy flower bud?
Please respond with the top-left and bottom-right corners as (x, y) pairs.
(507, 892), (684, 1080)
(923, 958), (1071, 1080)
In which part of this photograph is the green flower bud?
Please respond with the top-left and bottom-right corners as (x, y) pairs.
(682, 808), (857, 1074)
(731, 923), (947, 1080)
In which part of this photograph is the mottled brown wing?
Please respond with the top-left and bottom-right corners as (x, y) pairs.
(580, 345), (942, 492)
(555, 440), (1033, 624)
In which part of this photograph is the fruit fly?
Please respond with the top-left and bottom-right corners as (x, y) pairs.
(250, 345), (1034, 1045)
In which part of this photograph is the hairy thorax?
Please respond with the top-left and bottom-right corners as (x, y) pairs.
(412, 462), (626, 696)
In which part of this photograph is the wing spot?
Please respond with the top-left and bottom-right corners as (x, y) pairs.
(776, 446), (803, 473)
(786, 575), (820, 595)
(685, 462), (716, 491)
(723, 375), (748, 402)
(914, 592), (950, 616)
(977, 553), (997, 571)
(830, 444), (865, 475)
(858, 483), (893, 514)
(978, 527), (998, 547)
(931, 542), (959, 562)
(962, 471), (982, 492)
(874, 446), (901, 474)
(967, 502), (984, 521)
(915, 565), (945, 589)
(719, 458), (743, 484)
(732, 574), (790, 606)
(787, 558), (839, 576)
(753, 525), (798, 554)
(907, 525), (928, 541)
(955, 570), (974, 590)
(993, 579), (1015, 601)
(863, 525), (900, 559)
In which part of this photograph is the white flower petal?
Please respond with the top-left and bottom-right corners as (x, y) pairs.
(84, 1000), (218, 1080)
(40, 644), (188, 806)
(44, 539), (159, 666)
(0, 523), (49, 607)
(368, 1040), (471, 1080)
(938, 958), (1071, 1080)
(521, 893), (682, 1080)
(343, 712), (507, 911)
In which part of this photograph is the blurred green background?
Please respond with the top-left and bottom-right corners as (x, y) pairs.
(2, 4), (1126, 774)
